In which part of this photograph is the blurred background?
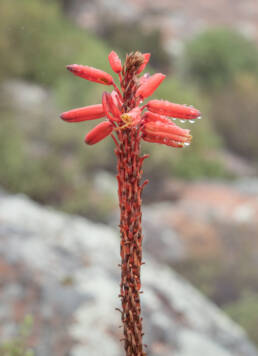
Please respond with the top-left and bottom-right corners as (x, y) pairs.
(1, 0), (258, 355)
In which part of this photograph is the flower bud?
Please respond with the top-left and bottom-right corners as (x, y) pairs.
(136, 73), (166, 99)
(142, 133), (184, 148)
(67, 64), (113, 85)
(85, 121), (113, 145)
(142, 121), (191, 143)
(60, 104), (105, 122)
(102, 92), (121, 121)
(147, 100), (201, 120)
(136, 53), (151, 74)
(142, 111), (173, 125)
(108, 51), (122, 73)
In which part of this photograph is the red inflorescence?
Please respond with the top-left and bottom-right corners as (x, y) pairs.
(60, 51), (202, 356)
(61, 51), (201, 148)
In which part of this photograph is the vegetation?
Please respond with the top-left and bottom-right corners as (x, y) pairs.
(180, 28), (258, 162)
(0, 315), (34, 356)
(181, 28), (258, 90)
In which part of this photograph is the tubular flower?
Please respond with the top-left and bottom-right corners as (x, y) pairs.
(108, 50), (123, 73)
(60, 51), (202, 356)
(142, 111), (174, 125)
(147, 99), (201, 121)
(66, 64), (113, 85)
(136, 73), (166, 99)
(85, 121), (113, 145)
(142, 120), (192, 147)
(102, 91), (122, 121)
(60, 104), (105, 122)
(136, 53), (151, 74)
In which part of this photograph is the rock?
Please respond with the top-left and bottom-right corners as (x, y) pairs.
(0, 193), (257, 355)
(1, 80), (51, 112)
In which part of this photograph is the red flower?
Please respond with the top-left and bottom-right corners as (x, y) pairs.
(85, 121), (113, 145)
(66, 64), (113, 85)
(136, 53), (151, 74)
(147, 99), (201, 120)
(136, 73), (166, 99)
(108, 51), (122, 74)
(142, 120), (192, 147)
(61, 51), (202, 148)
(60, 104), (105, 122)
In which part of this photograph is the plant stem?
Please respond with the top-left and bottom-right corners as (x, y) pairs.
(116, 127), (146, 356)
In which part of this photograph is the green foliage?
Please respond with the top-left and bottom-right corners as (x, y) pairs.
(171, 152), (228, 180)
(0, 315), (34, 356)
(181, 28), (258, 90)
(0, 101), (117, 222)
(210, 75), (258, 160)
(224, 293), (258, 346)
(0, 0), (111, 106)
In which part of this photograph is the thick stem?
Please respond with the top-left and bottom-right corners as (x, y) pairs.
(116, 128), (146, 356)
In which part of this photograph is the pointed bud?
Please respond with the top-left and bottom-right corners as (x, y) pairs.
(60, 104), (105, 122)
(108, 51), (122, 74)
(85, 121), (113, 145)
(136, 73), (166, 99)
(142, 121), (191, 143)
(147, 100), (201, 120)
(142, 133), (184, 148)
(67, 64), (113, 85)
(136, 53), (151, 74)
(142, 111), (174, 125)
(111, 90), (123, 110)
(102, 92), (121, 122)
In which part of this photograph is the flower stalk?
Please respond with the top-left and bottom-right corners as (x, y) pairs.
(60, 50), (201, 356)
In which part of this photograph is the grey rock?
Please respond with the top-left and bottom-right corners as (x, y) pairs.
(0, 193), (257, 355)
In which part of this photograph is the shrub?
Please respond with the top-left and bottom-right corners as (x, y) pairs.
(210, 75), (258, 160)
(181, 28), (258, 90)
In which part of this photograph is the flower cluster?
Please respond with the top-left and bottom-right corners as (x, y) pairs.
(60, 51), (201, 149)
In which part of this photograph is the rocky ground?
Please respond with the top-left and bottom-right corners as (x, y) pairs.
(0, 190), (257, 355)
(142, 178), (258, 263)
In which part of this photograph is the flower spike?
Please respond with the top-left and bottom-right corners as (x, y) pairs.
(60, 51), (202, 355)
(67, 64), (113, 85)
(85, 121), (113, 145)
(60, 104), (105, 122)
